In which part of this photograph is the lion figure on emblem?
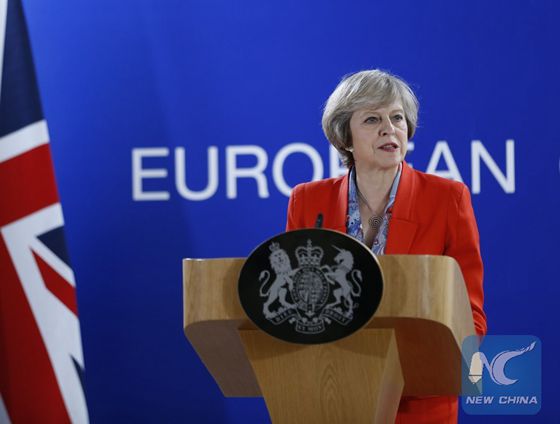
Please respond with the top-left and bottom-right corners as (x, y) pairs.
(259, 243), (296, 318)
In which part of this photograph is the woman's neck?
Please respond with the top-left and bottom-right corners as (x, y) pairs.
(354, 164), (398, 211)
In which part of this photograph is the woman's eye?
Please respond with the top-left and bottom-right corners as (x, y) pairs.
(392, 114), (404, 121)
(364, 116), (379, 123)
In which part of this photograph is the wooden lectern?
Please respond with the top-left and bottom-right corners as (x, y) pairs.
(183, 255), (476, 423)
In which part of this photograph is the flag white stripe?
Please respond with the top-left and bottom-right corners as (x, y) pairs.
(0, 120), (49, 163)
(0, 0), (8, 102)
(0, 395), (11, 424)
(32, 233), (76, 287)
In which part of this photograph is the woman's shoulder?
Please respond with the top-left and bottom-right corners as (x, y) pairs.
(291, 174), (347, 196)
(406, 165), (466, 198)
(287, 174), (348, 231)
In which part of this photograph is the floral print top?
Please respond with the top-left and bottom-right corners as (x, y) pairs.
(346, 163), (402, 255)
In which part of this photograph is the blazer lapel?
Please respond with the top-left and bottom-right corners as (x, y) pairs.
(332, 173), (349, 233)
(385, 162), (418, 254)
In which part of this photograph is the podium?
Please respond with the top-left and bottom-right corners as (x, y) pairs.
(183, 255), (476, 423)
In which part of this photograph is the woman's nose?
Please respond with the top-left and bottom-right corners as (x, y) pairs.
(378, 117), (395, 136)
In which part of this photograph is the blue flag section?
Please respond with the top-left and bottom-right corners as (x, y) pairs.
(17, 0), (560, 422)
(0, 0), (42, 135)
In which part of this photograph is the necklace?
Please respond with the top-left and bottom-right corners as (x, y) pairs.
(355, 186), (385, 233)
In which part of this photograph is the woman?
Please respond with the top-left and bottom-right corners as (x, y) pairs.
(286, 69), (486, 423)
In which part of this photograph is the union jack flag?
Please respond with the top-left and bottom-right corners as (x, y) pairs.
(0, 0), (89, 422)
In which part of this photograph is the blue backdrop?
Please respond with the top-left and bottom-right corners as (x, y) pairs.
(23, 0), (559, 422)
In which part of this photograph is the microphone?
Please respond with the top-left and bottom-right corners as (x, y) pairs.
(315, 213), (323, 228)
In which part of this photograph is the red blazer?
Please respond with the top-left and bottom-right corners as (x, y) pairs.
(286, 161), (486, 335)
(286, 162), (487, 423)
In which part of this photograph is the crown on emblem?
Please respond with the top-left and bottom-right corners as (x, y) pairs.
(269, 242), (281, 252)
(295, 239), (323, 267)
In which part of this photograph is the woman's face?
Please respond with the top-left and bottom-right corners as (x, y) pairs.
(348, 101), (408, 172)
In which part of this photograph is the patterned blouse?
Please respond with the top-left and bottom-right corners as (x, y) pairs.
(346, 164), (402, 255)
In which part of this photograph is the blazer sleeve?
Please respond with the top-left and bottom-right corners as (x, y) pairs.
(445, 184), (487, 336)
(286, 183), (305, 231)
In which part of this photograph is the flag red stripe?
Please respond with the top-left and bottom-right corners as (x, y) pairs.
(0, 144), (60, 227)
(0, 237), (71, 423)
(32, 251), (78, 315)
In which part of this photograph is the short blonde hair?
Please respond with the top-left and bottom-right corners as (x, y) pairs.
(322, 69), (419, 167)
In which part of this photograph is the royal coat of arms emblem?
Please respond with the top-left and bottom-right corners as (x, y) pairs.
(259, 240), (363, 334)
(239, 229), (383, 344)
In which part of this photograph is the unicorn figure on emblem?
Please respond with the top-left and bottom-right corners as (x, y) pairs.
(324, 246), (363, 313)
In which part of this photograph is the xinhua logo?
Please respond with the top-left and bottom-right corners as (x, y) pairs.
(462, 335), (541, 415)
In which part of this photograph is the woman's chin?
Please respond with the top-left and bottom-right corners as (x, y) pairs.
(371, 157), (402, 172)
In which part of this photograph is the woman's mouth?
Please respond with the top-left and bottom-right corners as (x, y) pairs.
(379, 142), (399, 152)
